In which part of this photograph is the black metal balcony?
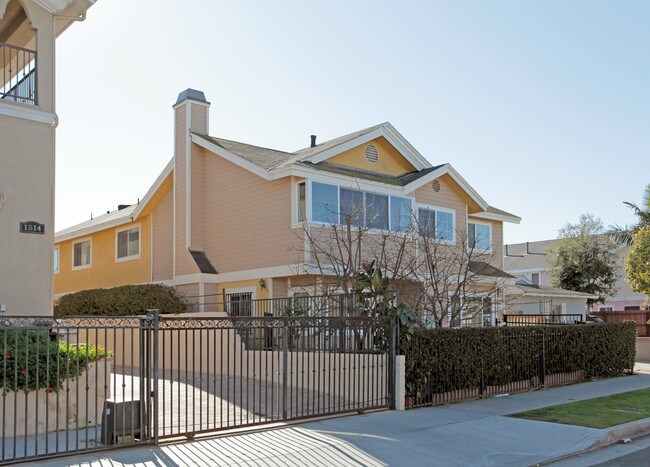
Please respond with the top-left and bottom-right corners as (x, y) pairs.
(1, 41), (37, 106)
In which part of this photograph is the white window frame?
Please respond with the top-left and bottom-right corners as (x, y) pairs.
(72, 238), (92, 271)
(115, 224), (141, 262)
(468, 220), (492, 253)
(225, 286), (257, 317)
(415, 203), (456, 244)
(53, 247), (59, 274)
(293, 180), (308, 226)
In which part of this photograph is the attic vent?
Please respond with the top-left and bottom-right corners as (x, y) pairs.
(364, 144), (379, 164)
(432, 179), (441, 192)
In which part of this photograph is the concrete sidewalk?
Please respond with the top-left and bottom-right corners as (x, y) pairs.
(37, 374), (650, 467)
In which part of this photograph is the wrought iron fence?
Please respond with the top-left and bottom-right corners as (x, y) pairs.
(0, 312), (396, 463)
(1, 42), (37, 105)
(0, 315), (153, 464)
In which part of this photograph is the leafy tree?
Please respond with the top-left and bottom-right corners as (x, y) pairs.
(626, 226), (650, 300)
(550, 214), (618, 306)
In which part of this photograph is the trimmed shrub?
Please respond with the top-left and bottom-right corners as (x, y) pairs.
(0, 328), (112, 392)
(54, 284), (187, 316)
(400, 322), (636, 404)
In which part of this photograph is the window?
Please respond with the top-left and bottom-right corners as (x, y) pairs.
(624, 306), (641, 311)
(531, 273), (540, 285)
(469, 222), (491, 251)
(297, 182), (306, 222)
(600, 306), (614, 312)
(390, 196), (412, 232)
(117, 226), (140, 260)
(418, 208), (436, 237)
(365, 193), (388, 230)
(340, 188), (363, 227)
(311, 182), (338, 223)
(53, 248), (59, 273)
(418, 207), (455, 241)
(73, 239), (91, 269)
(227, 292), (253, 317)
(463, 297), (493, 327)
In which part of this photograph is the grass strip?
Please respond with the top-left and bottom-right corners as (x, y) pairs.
(509, 388), (650, 428)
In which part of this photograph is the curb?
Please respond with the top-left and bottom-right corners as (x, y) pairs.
(537, 417), (650, 465)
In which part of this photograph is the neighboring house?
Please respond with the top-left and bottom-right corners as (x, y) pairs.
(54, 88), (521, 320)
(0, 0), (96, 315)
(505, 278), (597, 322)
(503, 239), (647, 313)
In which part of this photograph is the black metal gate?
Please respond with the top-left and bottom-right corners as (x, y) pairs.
(0, 313), (396, 463)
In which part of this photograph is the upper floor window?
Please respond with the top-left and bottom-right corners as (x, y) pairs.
(468, 222), (491, 251)
(73, 239), (91, 270)
(312, 182), (338, 224)
(297, 182), (306, 222)
(116, 226), (140, 260)
(340, 188), (363, 227)
(531, 272), (540, 285)
(390, 196), (412, 232)
(365, 193), (388, 230)
(418, 207), (455, 242)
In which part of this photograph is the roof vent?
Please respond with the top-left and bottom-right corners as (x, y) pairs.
(364, 144), (379, 164)
(310, 135), (317, 148)
(432, 179), (441, 192)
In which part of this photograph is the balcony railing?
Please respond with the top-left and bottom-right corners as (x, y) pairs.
(1, 41), (37, 106)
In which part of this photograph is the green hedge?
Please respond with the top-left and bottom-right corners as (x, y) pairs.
(54, 284), (187, 316)
(400, 322), (637, 404)
(0, 329), (112, 392)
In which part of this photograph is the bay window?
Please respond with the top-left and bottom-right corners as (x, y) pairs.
(297, 182), (306, 222)
(390, 196), (412, 232)
(312, 182), (338, 223)
(340, 188), (363, 227)
(365, 193), (388, 230)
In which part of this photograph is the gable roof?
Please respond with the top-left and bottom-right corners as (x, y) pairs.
(55, 160), (173, 242)
(503, 239), (556, 272)
(190, 122), (520, 222)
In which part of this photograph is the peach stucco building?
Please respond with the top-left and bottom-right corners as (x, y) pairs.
(54, 89), (521, 315)
(0, 0), (95, 315)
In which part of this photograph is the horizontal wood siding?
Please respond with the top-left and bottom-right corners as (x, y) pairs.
(411, 173), (467, 236)
(203, 148), (301, 272)
(152, 188), (174, 281)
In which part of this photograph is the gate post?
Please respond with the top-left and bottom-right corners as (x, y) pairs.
(150, 309), (159, 445)
(282, 321), (289, 419)
(388, 317), (397, 410)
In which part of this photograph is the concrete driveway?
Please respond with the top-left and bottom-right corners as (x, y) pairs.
(38, 374), (650, 466)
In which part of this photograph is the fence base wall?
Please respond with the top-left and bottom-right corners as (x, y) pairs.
(637, 337), (650, 363)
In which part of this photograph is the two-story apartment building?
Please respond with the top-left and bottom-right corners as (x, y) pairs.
(504, 239), (647, 313)
(54, 89), (521, 321)
(0, 0), (95, 315)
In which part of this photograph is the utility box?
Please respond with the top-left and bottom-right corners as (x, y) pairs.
(101, 400), (143, 445)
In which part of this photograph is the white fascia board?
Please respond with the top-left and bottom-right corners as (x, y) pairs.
(305, 128), (386, 165)
(402, 164), (489, 212)
(382, 123), (431, 170)
(304, 124), (431, 171)
(55, 216), (134, 243)
(471, 211), (521, 224)
(0, 101), (56, 125)
(171, 264), (301, 285)
(276, 166), (406, 195)
(132, 159), (174, 219)
(191, 133), (272, 180)
(506, 267), (550, 274)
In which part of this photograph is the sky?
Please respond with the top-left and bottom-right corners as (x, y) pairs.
(54, 0), (650, 244)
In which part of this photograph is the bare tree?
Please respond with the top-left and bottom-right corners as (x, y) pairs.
(291, 198), (510, 327)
